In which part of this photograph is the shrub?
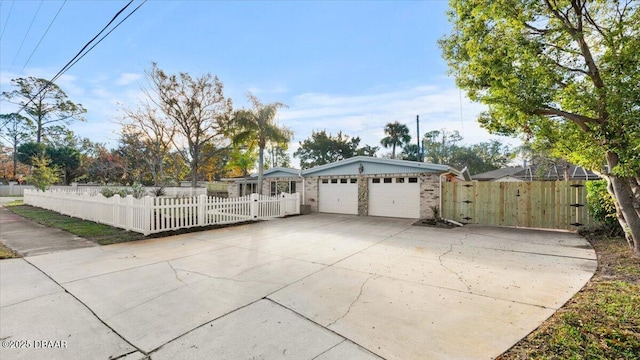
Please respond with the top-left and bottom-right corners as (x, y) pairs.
(131, 182), (146, 199)
(586, 180), (623, 236)
(100, 187), (116, 198)
(151, 187), (166, 197)
(28, 155), (61, 191)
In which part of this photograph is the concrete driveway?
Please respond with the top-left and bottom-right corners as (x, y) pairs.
(0, 214), (596, 360)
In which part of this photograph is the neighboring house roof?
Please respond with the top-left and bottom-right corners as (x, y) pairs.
(472, 167), (525, 181)
(301, 156), (453, 177)
(473, 165), (600, 181)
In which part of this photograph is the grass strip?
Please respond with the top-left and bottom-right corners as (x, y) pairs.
(498, 235), (640, 359)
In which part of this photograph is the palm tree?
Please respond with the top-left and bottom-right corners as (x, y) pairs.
(381, 121), (411, 159)
(232, 92), (292, 195)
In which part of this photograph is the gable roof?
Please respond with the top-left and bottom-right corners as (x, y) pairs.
(301, 156), (453, 177)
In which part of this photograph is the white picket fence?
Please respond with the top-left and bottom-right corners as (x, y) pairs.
(1, 184), (207, 197)
(23, 189), (300, 235)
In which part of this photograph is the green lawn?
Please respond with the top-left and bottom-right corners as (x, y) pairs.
(5, 204), (146, 245)
(498, 235), (640, 359)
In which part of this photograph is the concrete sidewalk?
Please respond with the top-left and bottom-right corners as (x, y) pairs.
(0, 214), (597, 360)
(0, 200), (96, 256)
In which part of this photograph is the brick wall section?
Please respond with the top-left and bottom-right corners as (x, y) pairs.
(358, 175), (368, 216)
(420, 173), (441, 219)
(304, 177), (319, 212)
(227, 183), (240, 198)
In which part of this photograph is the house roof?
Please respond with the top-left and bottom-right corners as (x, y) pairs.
(220, 167), (300, 182)
(473, 165), (600, 181)
(301, 156), (453, 177)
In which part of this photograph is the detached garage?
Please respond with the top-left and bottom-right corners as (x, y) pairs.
(302, 156), (462, 219)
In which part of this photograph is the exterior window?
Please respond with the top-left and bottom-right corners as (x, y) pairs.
(384, 178), (392, 183)
(331, 179), (338, 184)
(350, 178), (357, 184)
(270, 181), (277, 196)
(340, 179), (347, 184)
(372, 178), (380, 183)
(408, 177), (418, 183)
(322, 179), (328, 184)
(270, 180), (296, 196)
(397, 177), (405, 183)
(290, 181), (296, 193)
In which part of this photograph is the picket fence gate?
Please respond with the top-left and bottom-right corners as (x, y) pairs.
(23, 189), (300, 235)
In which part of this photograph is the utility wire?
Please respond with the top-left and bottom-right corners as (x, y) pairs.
(20, 0), (67, 74)
(10, 0), (44, 66)
(15, 0), (142, 115)
(61, 0), (146, 82)
(0, 0), (15, 41)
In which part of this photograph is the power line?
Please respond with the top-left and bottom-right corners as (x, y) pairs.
(20, 0), (67, 74)
(61, 0), (146, 81)
(15, 0), (145, 115)
(10, 0), (44, 66)
(0, 0), (15, 41)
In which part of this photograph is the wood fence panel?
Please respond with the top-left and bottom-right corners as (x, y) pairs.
(442, 180), (590, 231)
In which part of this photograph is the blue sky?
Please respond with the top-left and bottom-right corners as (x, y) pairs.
(0, 0), (520, 166)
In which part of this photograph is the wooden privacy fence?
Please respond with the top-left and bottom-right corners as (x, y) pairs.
(24, 190), (300, 235)
(441, 181), (591, 231)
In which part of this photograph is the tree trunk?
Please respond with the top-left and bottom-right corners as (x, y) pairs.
(12, 142), (17, 180)
(258, 147), (264, 195)
(606, 152), (640, 255)
(191, 157), (198, 188)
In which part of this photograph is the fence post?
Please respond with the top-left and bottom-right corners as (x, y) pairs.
(126, 195), (133, 231)
(143, 196), (152, 236)
(280, 193), (286, 217)
(198, 194), (206, 226)
(295, 192), (300, 214)
(250, 193), (258, 220)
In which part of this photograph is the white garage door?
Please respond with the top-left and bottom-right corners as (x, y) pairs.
(369, 177), (420, 218)
(319, 178), (358, 215)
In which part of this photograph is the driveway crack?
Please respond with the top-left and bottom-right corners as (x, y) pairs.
(167, 261), (187, 285)
(326, 274), (377, 327)
(438, 236), (472, 292)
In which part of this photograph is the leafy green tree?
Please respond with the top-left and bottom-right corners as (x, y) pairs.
(265, 144), (292, 169)
(440, 0), (640, 253)
(1, 77), (86, 144)
(46, 146), (80, 185)
(16, 142), (46, 166)
(232, 92), (292, 194)
(294, 130), (370, 169)
(423, 129), (463, 165)
(29, 155), (61, 191)
(401, 144), (421, 161)
(147, 63), (233, 187)
(356, 144), (379, 157)
(0, 113), (32, 178)
(380, 121), (411, 159)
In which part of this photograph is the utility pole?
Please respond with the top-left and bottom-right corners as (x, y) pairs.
(416, 115), (421, 162)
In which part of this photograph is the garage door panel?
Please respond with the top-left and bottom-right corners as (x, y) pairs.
(319, 180), (358, 215)
(369, 178), (420, 218)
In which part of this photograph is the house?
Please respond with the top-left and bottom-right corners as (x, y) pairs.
(225, 157), (464, 219)
(226, 167), (302, 198)
(473, 164), (600, 182)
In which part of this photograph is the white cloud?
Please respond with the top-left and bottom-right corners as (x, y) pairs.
(278, 84), (521, 168)
(115, 73), (143, 86)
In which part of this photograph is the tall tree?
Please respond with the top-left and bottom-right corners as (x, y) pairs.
(294, 130), (370, 169)
(381, 121), (411, 159)
(46, 146), (80, 185)
(232, 92), (292, 194)
(0, 113), (32, 179)
(440, 0), (640, 254)
(120, 103), (175, 187)
(147, 63), (233, 187)
(266, 143), (292, 169)
(422, 129), (463, 165)
(1, 77), (86, 144)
